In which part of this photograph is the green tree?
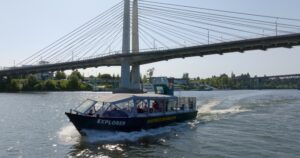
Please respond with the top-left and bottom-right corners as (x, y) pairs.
(182, 73), (189, 80)
(101, 74), (112, 80)
(68, 74), (79, 90)
(89, 75), (95, 78)
(69, 70), (84, 80)
(45, 80), (57, 90)
(34, 82), (45, 91)
(55, 71), (66, 80)
(97, 73), (102, 79)
(142, 75), (148, 83)
(56, 80), (68, 91)
(22, 75), (38, 90)
(9, 79), (22, 91)
(146, 68), (155, 79)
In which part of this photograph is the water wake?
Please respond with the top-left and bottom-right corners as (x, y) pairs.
(57, 124), (81, 144)
(197, 100), (222, 114)
(58, 123), (186, 144)
(82, 126), (176, 143)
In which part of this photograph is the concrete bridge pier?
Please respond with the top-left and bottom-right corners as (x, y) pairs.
(130, 0), (141, 90)
(117, 0), (142, 93)
(119, 0), (131, 90)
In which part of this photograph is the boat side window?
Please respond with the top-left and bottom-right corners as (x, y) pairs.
(155, 86), (164, 94)
(178, 97), (188, 111)
(167, 100), (177, 112)
(75, 99), (96, 114)
(94, 102), (103, 111)
(97, 102), (110, 115)
(188, 97), (196, 110)
(149, 100), (162, 113)
(102, 104), (129, 118)
(114, 101), (133, 114)
(177, 97), (196, 111)
(136, 99), (148, 114)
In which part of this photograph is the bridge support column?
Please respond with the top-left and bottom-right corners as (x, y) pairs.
(130, 0), (141, 90)
(120, 0), (131, 89)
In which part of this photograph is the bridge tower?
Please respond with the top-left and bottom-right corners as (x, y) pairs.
(130, 0), (141, 90)
(119, 0), (141, 92)
(120, 0), (131, 90)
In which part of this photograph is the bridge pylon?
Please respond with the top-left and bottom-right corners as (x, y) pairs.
(118, 0), (142, 93)
(130, 0), (141, 90)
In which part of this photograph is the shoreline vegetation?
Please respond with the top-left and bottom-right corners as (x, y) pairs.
(0, 71), (92, 92)
(0, 71), (299, 92)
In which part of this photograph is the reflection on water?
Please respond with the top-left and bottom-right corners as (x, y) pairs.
(0, 90), (300, 158)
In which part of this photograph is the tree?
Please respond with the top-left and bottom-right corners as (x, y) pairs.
(9, 79), (22, 91)
(101, 74), (112, 80)
(219, 74), (229, 89)
(27, 75), (38, 87)
(146, 68), (155, 79)
(68, 75), (79, 90)
(182, 73), (189, 80)
(97, 73), (102, 79)
(56, 80), (68, 90)
(69, 70), (84, 80)
(142, 75), (148, 83)
(45, 80), (56, 90)
(55, 71), (66, 80)
(89, 75), (95, 78)
(23, 75), (38, 90)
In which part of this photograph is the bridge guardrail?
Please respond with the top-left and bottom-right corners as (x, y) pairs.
(1, 32), (300, 71)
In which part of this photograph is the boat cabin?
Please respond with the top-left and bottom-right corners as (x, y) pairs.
(71, 93), (197, 118)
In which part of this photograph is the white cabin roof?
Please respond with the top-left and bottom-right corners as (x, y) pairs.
(96, 93), (176, 103)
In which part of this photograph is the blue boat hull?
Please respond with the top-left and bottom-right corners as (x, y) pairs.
(65, 111), (198, 134)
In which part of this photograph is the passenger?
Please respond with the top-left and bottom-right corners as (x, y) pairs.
(189, 103), (194, 110)
(137, 106), (144, 113)
(144, 103), (148, 112)
(152, 101), (159, 111)
(88, 109), (94, 115)
(165, 101), (169, 112)
(180, 104), (185, 110)
(170, 107), (174, 111)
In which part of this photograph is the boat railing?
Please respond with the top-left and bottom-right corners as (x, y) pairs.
(178, 97), (197, 111)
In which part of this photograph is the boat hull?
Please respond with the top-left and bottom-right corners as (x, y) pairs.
(65, 111), (198, 134)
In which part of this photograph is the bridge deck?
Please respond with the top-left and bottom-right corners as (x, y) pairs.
(1, 33), (300, 77)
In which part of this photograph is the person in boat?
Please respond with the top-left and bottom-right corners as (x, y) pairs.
(152, 101), (159, 111)
(137, 105), (144, 113)
(88, 109), (94, 115)
(189, 102), (194, 110)
(180, 104), (185, 110)
(143, 102), (149, 113)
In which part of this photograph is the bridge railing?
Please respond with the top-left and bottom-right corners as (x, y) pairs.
(2, 32), (300, 72)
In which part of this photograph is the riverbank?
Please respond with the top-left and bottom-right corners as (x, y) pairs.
(0, 71), (92, 92)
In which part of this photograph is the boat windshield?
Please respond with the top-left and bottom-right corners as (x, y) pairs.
(75, 99), (96, 114)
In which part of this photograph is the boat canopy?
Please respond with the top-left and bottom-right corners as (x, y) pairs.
(95, 93), (177, 104)
(71, 93), (196, 118)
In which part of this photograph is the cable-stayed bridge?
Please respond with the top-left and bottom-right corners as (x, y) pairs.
(1, 0), (300, 91)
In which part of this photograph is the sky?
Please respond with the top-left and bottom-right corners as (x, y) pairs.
(0, 0), (300, 78)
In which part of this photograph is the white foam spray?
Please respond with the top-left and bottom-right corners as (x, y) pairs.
(57, 123), (187, 144)
(57, 124), (81, 144)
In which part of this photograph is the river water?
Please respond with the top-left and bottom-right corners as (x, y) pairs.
(0, 90), (299, 158)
